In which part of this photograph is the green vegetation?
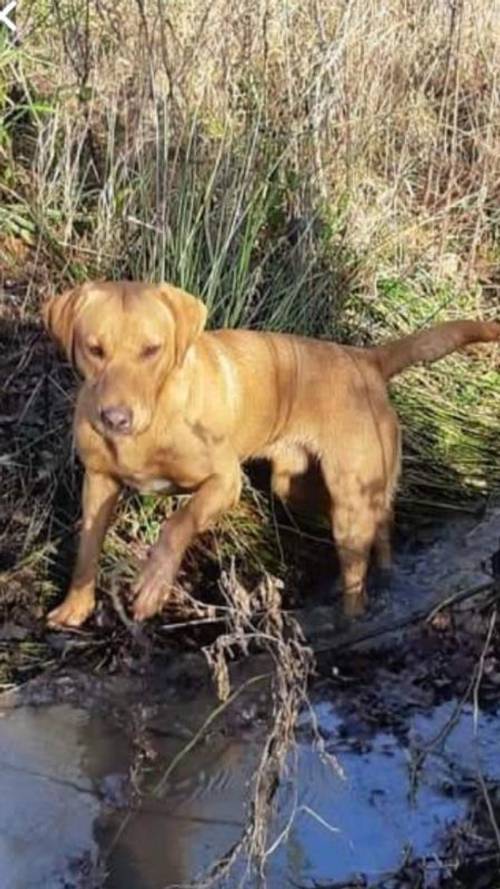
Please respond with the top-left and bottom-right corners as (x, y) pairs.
(1, 0), (499, 660)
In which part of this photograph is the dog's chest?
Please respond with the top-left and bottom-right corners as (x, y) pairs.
(122, 473), (181, 495)
(117, 453), (184, 495)
(96, 437), (186, 495)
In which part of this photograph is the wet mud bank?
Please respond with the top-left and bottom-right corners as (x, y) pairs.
(1, 506), (500, 888)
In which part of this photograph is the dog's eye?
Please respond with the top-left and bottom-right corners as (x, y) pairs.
(141, 343), (161, 359)
(88, 343), (105, 359)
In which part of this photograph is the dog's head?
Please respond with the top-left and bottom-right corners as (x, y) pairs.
(43, 281), (207, 437)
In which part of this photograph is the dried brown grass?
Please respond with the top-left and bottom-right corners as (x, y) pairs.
(6, 0), (498, 286)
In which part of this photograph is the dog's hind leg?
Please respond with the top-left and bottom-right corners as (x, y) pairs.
(373, 429), (400, 573)
(373, 512), (393, 572)
(327, 478), (383, 615)
(320, 406), (400, 615)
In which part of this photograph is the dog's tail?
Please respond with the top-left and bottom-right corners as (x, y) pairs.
(371, 320), (500, 380)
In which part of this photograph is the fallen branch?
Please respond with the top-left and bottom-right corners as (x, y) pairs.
(315, 579), (496, 657)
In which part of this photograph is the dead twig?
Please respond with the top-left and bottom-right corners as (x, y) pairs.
(168, 566), (332, 889)
(409, 602), (498, 795)
(472, 606), (497, 734)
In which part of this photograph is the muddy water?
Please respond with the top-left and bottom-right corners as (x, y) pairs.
(0, 690), (264, 889)
(2, 689), (500, 888)
(0, 706), (101, 888)
(1, 506), (500, 888)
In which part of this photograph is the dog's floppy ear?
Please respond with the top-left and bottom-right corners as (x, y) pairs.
(42, 284), (92, 365)
(158, 283), (208, 367)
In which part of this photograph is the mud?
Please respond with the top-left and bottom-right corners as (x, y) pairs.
(1, 638), (500, 888)
(1, 507), (500, 888)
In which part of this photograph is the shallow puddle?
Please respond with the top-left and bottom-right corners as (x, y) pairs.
(1, 684), (499, 887)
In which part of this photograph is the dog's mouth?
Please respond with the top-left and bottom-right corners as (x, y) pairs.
(100, 425), (134, 438)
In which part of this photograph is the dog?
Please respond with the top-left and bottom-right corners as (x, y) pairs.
(42, 280), (500, 627)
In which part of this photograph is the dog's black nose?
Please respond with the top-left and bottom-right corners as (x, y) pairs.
(100, 405), (133, 433)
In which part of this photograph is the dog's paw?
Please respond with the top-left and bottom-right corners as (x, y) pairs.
(342, 591), (367, 619)
(47, 594), (95, 629)
(132, 546), (177, 621)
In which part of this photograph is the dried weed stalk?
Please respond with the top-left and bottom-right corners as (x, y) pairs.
(177, 563), (336, 888)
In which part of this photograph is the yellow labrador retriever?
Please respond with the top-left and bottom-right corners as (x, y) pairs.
(43, 281), (500, 627)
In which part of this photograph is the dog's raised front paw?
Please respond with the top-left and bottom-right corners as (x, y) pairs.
(131, 546), (177, 621)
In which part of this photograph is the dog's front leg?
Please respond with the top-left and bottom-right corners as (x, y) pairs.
(47, 471), (120, 628)
(132, 462), (242, 621)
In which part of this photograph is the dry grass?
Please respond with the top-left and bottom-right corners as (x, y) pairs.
(2, 1), (500, 301)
